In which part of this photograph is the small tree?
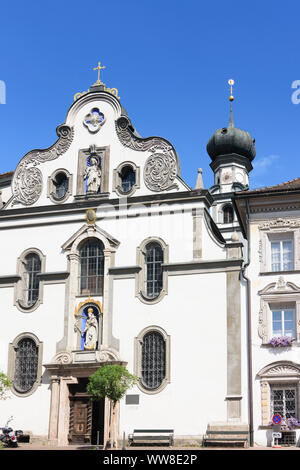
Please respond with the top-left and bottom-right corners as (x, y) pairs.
(0, 372), (11, 400)
(87, 364), (138, 449)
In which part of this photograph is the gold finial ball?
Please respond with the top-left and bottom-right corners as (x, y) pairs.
(229, 95), (234, 102)
(228, 79), (235, 86)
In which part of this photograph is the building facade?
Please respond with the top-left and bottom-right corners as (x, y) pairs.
(235, 180), (300, 446)
(0, 79), (253, 446)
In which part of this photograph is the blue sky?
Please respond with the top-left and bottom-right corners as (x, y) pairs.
(1, 0), (300, 190)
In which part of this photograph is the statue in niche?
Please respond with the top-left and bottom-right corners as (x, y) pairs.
(83, 156), (101, 194)
(74, 306), (99, 350)
(82, 307), (99, 350)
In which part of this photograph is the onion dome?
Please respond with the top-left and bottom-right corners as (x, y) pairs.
(207, 93), (256, 162)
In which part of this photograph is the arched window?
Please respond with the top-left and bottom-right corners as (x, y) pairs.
(145, 242), (163, 299)
(120, 165), (136, 193)
(80, 240), (104, 295)
(223, 205), (234, 224)
(54, 172), (69, 200)
(141, 331), (166, 390)
(48, 168), (72, 204)
(23, 253), (41, 308)
(14, 337), (39, 393)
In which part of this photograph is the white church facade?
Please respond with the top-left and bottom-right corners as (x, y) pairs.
(0, 70), (299, 447)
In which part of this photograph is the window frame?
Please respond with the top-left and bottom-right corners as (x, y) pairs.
(258, 280), (300, 344)
(270, 238), (294, 272)
(270, 384), (298, 421)
(15, 248), (46, 313)
(222, 204), (234, 224)
(134, 326), (170, 395)
(79, 239), (105, 296)
(47, 168), (73, 204)
(258, 361), (300, 427)
(113, 161), (140, 197)
(271, 306), (296, 339)
(7, 333), (43, 397)
(136, 237), (169, 304)
(258, 219), (300, 274)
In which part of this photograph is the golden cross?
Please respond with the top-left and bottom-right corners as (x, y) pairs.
(93, 61), (106, 84)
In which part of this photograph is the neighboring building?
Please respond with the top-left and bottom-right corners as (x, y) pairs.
(0, 76), (250, 446)
(235, 179), (300, 447)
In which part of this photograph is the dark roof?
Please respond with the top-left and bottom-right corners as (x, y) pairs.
(0, 171), (13, 179)
(206, 105), (256, 163)
(237, 177), (300, 196)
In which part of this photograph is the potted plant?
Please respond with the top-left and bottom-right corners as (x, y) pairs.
(268, 336), (294, 348)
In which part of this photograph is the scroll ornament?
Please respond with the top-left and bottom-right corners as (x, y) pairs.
(115, 116), (178, 192)
(12, 124), (74, 206)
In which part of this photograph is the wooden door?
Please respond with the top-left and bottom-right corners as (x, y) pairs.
(69, 398), (92, 443)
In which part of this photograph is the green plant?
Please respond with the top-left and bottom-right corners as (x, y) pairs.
(87, 365), (138, 449)
(0, 372), (12, 400)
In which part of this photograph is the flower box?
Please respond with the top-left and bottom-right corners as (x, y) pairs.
(268, 336), (294, 348)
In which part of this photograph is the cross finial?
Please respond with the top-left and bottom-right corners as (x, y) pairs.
(93, 61), (106, 85)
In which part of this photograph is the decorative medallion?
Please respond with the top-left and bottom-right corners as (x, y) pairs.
(144, 147), (178, 192)
(83, 108), (105, 133)
(12, 124), (74, 206)
(86, 209), (97, 225)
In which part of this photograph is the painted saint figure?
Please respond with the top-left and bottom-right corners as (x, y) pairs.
(83, 307), (98, 350)
(84, 156), (101, 193)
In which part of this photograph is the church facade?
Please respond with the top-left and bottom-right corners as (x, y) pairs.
(0, 73), (297, 447)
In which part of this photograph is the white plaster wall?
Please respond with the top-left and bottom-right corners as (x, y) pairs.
(115, 273), (228, 436)
(0, 283), (65, 434)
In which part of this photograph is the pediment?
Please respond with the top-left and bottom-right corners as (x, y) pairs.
(258, 361), (300, 378)
(258, 277), (300, 296)
(62, 223), (120, 251)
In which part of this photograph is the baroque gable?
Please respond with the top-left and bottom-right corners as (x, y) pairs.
(2, 89), (190, 210)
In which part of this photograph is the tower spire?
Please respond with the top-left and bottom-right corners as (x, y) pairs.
(228, 79), (235, 128)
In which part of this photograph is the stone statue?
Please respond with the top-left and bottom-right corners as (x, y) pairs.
(84, 157), (101, 194)
(82, 307), (98, 350)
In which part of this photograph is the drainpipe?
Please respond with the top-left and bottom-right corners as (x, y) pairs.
(240, 198), (254, 447)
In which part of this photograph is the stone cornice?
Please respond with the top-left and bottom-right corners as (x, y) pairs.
(0, 190), (213, 223)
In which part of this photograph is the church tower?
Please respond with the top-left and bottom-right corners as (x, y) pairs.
(207, 80), (256, 240)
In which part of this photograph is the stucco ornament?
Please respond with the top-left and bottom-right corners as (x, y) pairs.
(12, 124), (74, 206)
(144, 145), (177, 192)
(52, 351), (73, 364)
(83, 108), (105, 133)
(115, 116), (179, 191)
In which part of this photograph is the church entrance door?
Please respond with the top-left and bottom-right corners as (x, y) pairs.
(68, 378), (105, 445)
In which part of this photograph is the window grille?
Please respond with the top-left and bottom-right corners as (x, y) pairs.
(141, 331), (166, 390)
(24, 253), (41, 307)
(14, 338), (39, 393)
(145, 243), (163, 298)
(80, 240), (104, 295)
(271, 385), (297, 420)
